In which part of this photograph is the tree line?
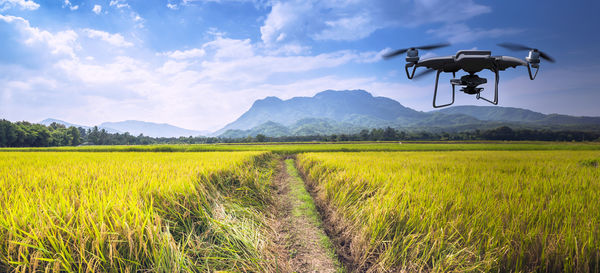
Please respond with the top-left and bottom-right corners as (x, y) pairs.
(248, 126), (600, 143)
(1, 119), (599, 147)
(0, 120), (81, 147)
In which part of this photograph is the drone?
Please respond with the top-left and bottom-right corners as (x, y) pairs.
(383, 43), (554, 108)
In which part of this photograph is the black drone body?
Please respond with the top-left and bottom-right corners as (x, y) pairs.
(383, 43), (554, 108)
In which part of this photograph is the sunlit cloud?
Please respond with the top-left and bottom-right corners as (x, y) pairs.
(0, 0), (39, 11)
(92, 4), (102, 14)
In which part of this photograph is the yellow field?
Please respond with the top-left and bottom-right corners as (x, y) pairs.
(0, 152), (273, 272)
(298, 151), (600, 272)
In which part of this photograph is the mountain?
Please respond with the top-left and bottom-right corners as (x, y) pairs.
(100, 120), (204, 138)
(216, 89), (424, 135)
(220, 118), (363, 138)
(435, 106), (600, 127)
(39, 118), (207, 137)
(217, 90), (600, 138)
(39, 118), (122, 133)
(434, 106), (547, 122)
(40, 118), (88, 129)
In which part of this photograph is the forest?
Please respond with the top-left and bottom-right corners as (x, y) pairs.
(1, 119), (599, 147)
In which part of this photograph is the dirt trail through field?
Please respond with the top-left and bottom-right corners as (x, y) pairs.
(267, 158), (342, 273)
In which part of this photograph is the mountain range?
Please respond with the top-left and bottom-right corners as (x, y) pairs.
(218, 90), (600, 138)
(40, 89), (600, 138)
(40, 119), (208, 138)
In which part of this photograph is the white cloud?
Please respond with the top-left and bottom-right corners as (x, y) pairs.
(0, 14), (79, 58)
(55, 56), (152, 86)
(356, 48), (388, 63)
(0, 29), (386, 130)
(182, 0), (267, 8)
(409, 0), (490, 26)
(263, 43), (310, 56)
(313, 14), (377, 41)
(260, 1), (308, 45)
(162, 48), (206, 59)
(109, 0), (130, 9)
(92, 4), (102, 14)
(83, 28), (134, 47)
(203, 37), (253, 60)
(131, 11), (144, 28)
(166, 3), (178, 9)
(63, 0), (78, 10)
(157, 60), (191, 74)
(0, 0), (39, 11)
(259, 0), (495, 45)
(427, 23), (522, 44)
(3, 1), (574, 132)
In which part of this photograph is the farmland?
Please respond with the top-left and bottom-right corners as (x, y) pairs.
(298, 150), (600, 272)
(0, 152), (275, 272)
(1, 143), (599, 272)
(4, 141), (600, 153)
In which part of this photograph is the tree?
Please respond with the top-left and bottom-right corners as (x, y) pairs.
(68, 127), (82, 146)
(0, 120), (17, 147)
(49, 122), (66, 131)
(382, 127), (397, 141)
(359, 129), (369, 141)
(88, 126), (100, 144)
(255, 134), (266, 142)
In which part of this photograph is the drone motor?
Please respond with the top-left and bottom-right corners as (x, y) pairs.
(526, 50), (540, 68)
(405, 48), (419, 63)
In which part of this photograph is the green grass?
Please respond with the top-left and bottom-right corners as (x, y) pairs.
(286, 159), (321, 222)
(284, 159), (343, 272)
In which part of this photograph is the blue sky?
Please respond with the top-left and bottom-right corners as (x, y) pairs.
(1, 0), (599, 131)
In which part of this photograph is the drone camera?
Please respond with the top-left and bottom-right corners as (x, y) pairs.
(451, 74), (487, 94)
(451, 74), (487, 87)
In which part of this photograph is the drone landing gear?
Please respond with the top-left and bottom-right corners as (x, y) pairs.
(431, 70), (500, 108)
(475, 69), (499, 105)
(526, 62), (539, 80)
(432, 70), (455, 108)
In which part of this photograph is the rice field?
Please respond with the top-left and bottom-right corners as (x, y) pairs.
(4, 141), (600, 154)
(2, 144), (600, 272)
(0, 151), (275, 272)
(297, 151), (600, 272)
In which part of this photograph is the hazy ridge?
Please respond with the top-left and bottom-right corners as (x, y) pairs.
(41, 90), (600, 138)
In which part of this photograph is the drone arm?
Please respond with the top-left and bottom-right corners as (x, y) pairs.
(405, 63), (417, 79)
(476, 69), (499, 105)
(526, 63), (539, 80)
(432, 70), (455, 108)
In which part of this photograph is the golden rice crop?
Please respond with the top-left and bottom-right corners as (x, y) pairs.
(298, 151), (600, 273)
(0, 151), (274, 272)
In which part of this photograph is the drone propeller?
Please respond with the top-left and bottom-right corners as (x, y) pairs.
(383, 43), (450, 60)
(413, 68), (436, 79)
(497, 42), (555, 63)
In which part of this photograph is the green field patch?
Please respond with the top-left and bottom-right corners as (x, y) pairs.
(580, 158), (599, 167)
(3, 141), (600, 153)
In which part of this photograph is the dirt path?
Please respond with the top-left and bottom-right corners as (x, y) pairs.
(267, 158), (342, 273)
